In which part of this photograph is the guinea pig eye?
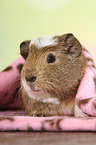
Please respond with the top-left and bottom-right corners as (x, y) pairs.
(47, 53), (56, 64)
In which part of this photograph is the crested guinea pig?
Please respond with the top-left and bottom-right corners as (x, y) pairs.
(20, 33), (87, 116)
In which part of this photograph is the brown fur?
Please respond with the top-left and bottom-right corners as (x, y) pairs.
(20, 33), (87, 116)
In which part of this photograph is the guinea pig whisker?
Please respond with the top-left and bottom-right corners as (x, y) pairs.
(45, 81), (63, 98)
(36, 74), (64, 97)
(43, 87), (52, 98)
(9, 78), (21, 97)
(46, 80), (63, 96)
(43, 85), (58, 99)
(19, 85), (23, 93)
(34, 74), (64, 97)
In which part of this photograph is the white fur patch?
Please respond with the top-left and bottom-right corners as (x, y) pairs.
(30, 35), (57, 48)
(42, 98), (59, 104)
(22, 80), (36, 99)
(22, 80), (59, 105)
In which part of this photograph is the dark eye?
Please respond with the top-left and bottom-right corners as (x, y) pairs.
(47, 53), (56, 63)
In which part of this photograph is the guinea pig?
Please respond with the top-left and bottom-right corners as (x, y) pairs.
(20, 33), (87, 117)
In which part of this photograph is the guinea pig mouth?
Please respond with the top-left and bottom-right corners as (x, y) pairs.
(21, 80), (60, 104)
(22, 80), (42, 93)
(31, 89), (42, 93)
(28, 84), (43, 93)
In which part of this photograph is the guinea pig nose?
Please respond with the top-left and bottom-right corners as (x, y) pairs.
(25, 76), (36, 82)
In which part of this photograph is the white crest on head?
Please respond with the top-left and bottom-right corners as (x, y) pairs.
(30, 35), (57, 48)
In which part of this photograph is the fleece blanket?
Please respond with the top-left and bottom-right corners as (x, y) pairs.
(0, 47), (96, 132)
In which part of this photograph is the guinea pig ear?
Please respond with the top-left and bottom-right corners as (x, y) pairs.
(59, 33), (82, 58)
(20, 40), (30, 59)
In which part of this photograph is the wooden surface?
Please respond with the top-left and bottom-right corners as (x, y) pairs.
(0, 132), (96, 145)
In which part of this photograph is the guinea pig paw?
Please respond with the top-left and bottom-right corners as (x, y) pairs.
(32, 114), (45, 117)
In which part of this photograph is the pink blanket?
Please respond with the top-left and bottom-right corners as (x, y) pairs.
(0, 48), (96, 132)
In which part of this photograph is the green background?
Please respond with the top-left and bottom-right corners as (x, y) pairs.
(0, 0), (96, 71)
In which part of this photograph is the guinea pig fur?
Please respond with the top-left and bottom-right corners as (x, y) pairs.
(20, 33), (87, 116)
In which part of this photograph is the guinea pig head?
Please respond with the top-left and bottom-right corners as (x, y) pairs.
(20, 33), (86, 104)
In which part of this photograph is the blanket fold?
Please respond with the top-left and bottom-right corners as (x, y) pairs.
(0, 111), (96, 132)
(0, 48), (96, 132)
